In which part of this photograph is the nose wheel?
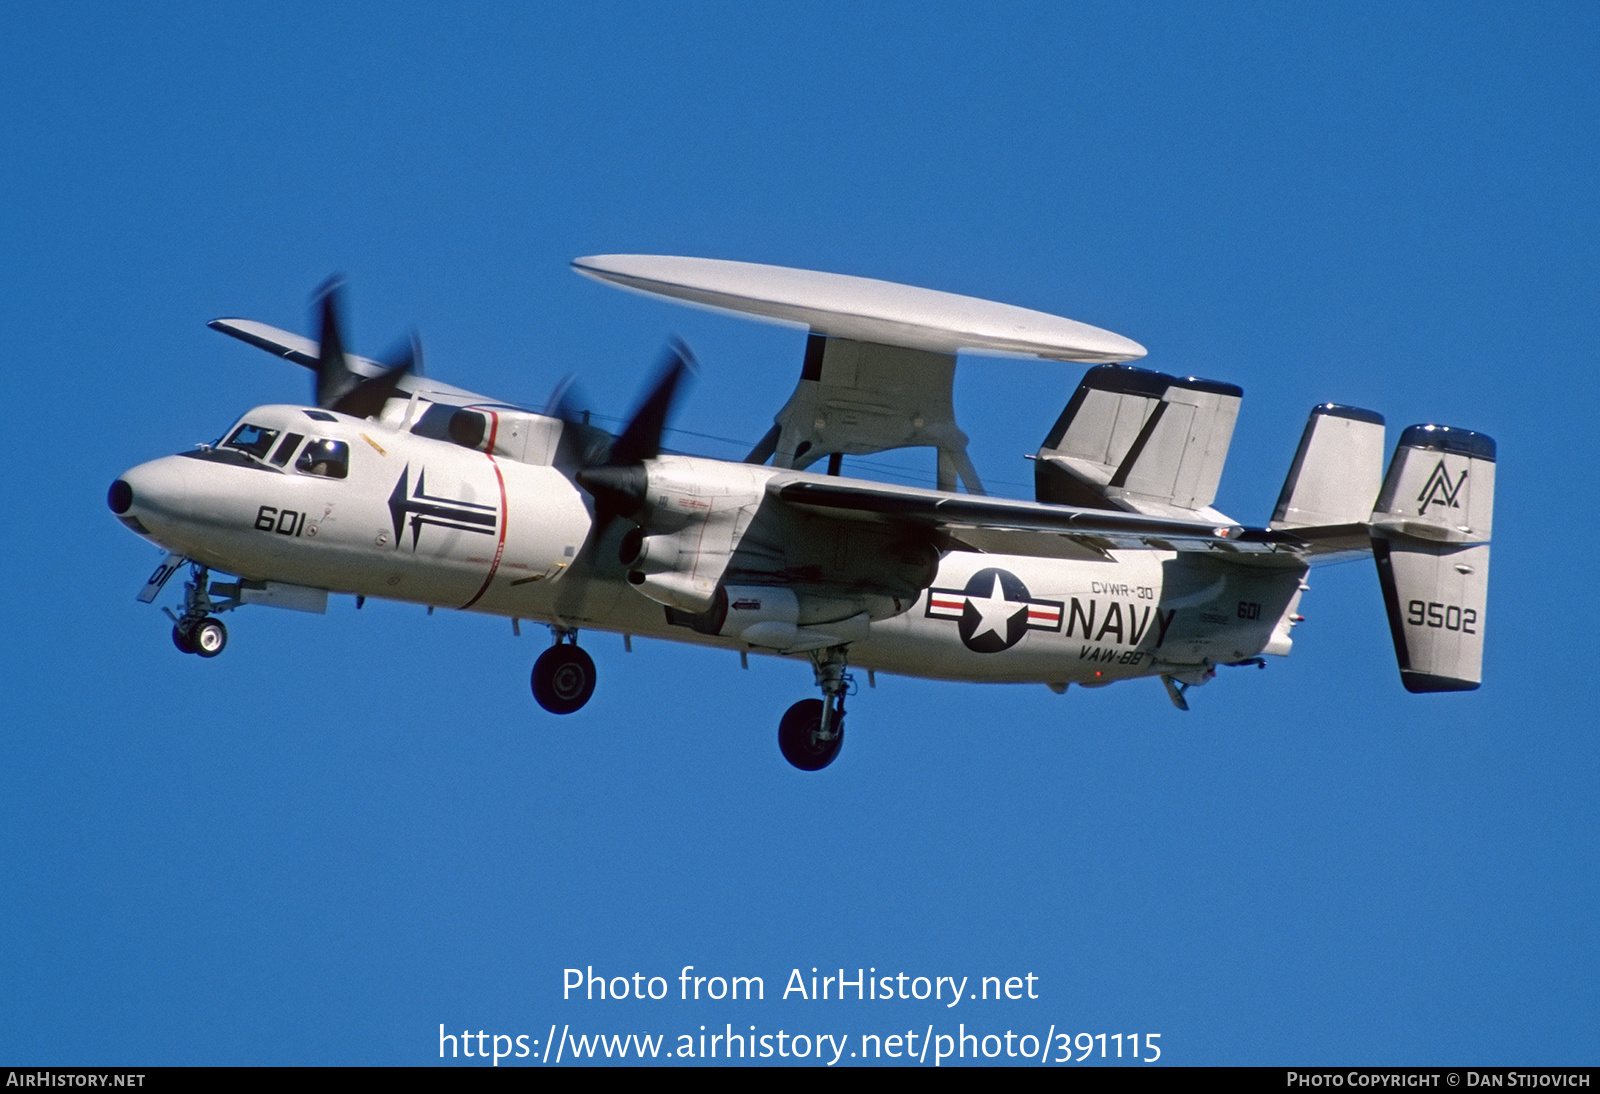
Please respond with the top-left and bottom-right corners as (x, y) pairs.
(532, 629), (596, 714)
(172, 617), (228, 657)
(165, 563), (237, 658)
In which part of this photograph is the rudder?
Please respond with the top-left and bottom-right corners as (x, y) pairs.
(1369, 424), (1495, 692)
(1271, 404), (1386, 528)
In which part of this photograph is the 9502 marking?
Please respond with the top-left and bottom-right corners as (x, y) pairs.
(1406, 599), (1477, 633)
(254, 505), (306, 537)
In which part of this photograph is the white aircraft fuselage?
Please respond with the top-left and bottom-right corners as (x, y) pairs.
(114, 400), (1303, 694)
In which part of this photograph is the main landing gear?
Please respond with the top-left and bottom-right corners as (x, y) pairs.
(166, 563), (237, 658)
(777, 644), (851, 771)
(531, 627), (596, 714)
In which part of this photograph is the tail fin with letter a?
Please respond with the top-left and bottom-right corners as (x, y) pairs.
(1368, 424), (1495, 692)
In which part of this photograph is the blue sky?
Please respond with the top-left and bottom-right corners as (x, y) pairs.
(3, 0), (1595, 1066)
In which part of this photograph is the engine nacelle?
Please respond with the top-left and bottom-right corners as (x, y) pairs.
(403, 402), (570, 466)
(660, 584), (900, 653)
(619, 526), (726, 611)
(597, 456), (771, 613)
(618, 527), (679, 574)
(720, 585), (799, 640)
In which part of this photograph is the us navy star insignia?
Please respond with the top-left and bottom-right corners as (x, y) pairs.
(924, 567), (1064, 653)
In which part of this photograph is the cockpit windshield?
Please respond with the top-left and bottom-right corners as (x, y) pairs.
(209, 416), (350, 480)
(223, 422), (279, 459)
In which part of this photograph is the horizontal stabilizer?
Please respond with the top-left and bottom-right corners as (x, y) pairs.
(1370, 424), (1496, 692)
(1272, 404), (1385, 528)
(1035, 364), (1241, 520)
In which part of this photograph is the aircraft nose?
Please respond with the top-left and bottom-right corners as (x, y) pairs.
(110, 455), (193, 530)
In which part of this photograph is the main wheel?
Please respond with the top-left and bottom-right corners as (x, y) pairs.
(778, 698), (844, 771)
(191, 618), (227, 658)
(532, 644), (597, 714)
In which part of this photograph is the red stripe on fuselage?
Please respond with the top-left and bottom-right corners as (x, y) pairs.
(460, 410), (508, 610)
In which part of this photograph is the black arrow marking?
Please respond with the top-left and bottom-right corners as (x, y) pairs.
(388, 465), (497, 550)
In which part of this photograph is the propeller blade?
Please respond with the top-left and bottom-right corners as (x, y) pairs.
(381, 329), (424, 379)
(607, 338), (694, 466)
(543, 373), (583, 420)
(555, 338), (697, 616)
(309, 278), (419, 419)
(546, 375), (608, 474)
(311, 275), (351, 409)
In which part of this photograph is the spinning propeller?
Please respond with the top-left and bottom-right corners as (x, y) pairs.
(310, 275), (421, 419)
(573, 338), (694, 538)
(553, 339), (695, 600)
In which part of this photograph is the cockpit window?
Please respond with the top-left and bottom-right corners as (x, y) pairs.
(223, 423), (280, 459)
(269, 432), (305, 466)
(296, 438), (349, 479)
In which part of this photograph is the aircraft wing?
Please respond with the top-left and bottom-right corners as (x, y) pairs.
(768, 474), (1311, 559)
(1261, 522), (1374, 563)
(208, 318), (497, 407)
(209, 318), (321, 367)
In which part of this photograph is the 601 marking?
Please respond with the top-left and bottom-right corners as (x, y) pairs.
(254, 505), (306, 537)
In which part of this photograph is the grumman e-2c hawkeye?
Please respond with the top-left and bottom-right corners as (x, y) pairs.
(108, 256), (1495, 770)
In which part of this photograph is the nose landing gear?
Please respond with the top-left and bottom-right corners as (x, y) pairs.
(164, 563), (238, 658)
(172, 616), (228, 657)
(532, 627), (596, 714)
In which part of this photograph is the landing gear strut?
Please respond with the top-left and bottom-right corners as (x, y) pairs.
(165, 563), (236, 658)
(778, 644), (851, 771)
(532, 627), (596, 714)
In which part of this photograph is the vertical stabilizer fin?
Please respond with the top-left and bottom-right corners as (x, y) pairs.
(1035, 364), (1241, 518)
(1369, 425), (1496, 693)
(1271, 404), (1386, 528)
